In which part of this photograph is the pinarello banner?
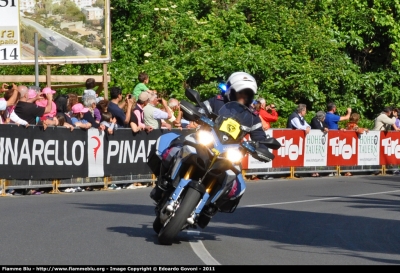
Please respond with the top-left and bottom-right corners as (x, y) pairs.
(243, 129), (400, 169)
(0, 125), (88, 179)
(0, 126), (193, 180)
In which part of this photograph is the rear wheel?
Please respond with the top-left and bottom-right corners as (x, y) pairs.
(158, 187), (201, 245)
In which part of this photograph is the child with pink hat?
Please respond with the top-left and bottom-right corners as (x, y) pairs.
(70, 103), (92, 129)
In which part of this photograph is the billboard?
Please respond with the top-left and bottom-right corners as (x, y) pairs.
(0, 0), (110, 64)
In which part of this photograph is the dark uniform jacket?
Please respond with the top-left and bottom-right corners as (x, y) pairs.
(202, 94), (268, 143)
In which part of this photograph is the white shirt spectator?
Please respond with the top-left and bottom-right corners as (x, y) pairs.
(291, 116), (311, 130)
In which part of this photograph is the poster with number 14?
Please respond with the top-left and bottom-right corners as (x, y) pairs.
(0, 0), (20, 62)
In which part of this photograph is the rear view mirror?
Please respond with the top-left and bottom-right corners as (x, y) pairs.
(180, 100), (202, 122)
(185, 88), (212, 117)
(253, 147), (275, 163)
(185, 88), (202, 105)
(259, 138), (281, 150)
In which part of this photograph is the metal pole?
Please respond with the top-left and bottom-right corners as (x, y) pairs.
(34, 33), (39, 87)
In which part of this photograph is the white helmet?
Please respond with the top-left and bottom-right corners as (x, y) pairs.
(225, 72), (258, 106)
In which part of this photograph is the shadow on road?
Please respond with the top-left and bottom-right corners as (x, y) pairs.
(72, 189), (400, 264)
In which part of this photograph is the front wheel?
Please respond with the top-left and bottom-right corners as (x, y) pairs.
(158, 187), (201, 245)
(153, 215), (163, 234)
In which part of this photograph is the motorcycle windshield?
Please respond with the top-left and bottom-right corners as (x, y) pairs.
(214, 102), (253, 144)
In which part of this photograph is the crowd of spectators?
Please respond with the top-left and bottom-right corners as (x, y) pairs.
(2, 73), (400, 138)
(3, 72), (400, 184)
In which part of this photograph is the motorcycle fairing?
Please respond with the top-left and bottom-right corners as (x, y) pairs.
(156, 132), (181, 158)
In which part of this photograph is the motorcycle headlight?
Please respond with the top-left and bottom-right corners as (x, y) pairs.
(197, 130), (215, 146)
(226, 149), (243, 164)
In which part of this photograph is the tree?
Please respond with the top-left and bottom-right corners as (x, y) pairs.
(93, 0), (105, 9)
(64, 44), (78, 56)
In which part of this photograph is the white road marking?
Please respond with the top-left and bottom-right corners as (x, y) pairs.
(240, 189), (400, 208)
(186, 189), (400, 265)
(186, 231), (221, 265)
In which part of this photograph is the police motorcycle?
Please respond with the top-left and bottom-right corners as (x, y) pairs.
(147, 88), (281, 245)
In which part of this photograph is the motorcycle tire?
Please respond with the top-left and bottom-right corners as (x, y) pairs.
(153, 215), (163, 234)
(158, 187), (201, 245)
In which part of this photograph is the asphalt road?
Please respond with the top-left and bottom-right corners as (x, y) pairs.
(1, 175), (400, 265)
(20, 17), (98, 57)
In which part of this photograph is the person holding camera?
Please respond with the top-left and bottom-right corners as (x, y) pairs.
(258, 98), (278, 130)
(372, 106), (399, 131)
(163, 98), (185, 129)
(143, 92), (172, 130)
(107, 87), (133, 128)
(14, 85), (54, 125)
(0, 83), (19, 112)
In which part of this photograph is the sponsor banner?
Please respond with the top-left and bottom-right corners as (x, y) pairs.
(102, 129), (194, 177)
(327, 130), (358, 166)
(246, 130), (273, 169)
(272, 129), (305, 167)
(0, 0), (20, 62)
(0, 125), (87, 179)
(0, 0), (111, 64)
(358, 131), (380, 166)
(304, 130), (328, 166)
(88, 129), (104, 177)
(103, 130), (161, 176)
(380, 131), (400, 165)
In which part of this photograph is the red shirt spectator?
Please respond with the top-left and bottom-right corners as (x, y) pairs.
(259, 105), (278, 130)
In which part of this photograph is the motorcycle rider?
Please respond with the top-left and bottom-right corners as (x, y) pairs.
(202, 71), (266, 141)
(150, 72), (269, 210)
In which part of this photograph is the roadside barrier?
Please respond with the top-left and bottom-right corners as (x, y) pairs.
(0, 126), (399, 196)
(0, 125), (191, 196)
(241, 129), (400, 178)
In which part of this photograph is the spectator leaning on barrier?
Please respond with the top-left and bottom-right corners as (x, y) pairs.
(82, 95), (104, 130)
(287, 103), (311, 135)
(130, 91), (153, 133)
(143, 92), (172, 130)
(108, 86), (133, 128)
(325, 102), (351, 130)
(346, 113), (369, 134)
(70, 103), (92, 129)
(100, 111), (117, 135)
(310, 111), (329, 133)
(372, 106), (398, 131)
(54, 113), (74, 131)
(14, 85), (53, 125)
